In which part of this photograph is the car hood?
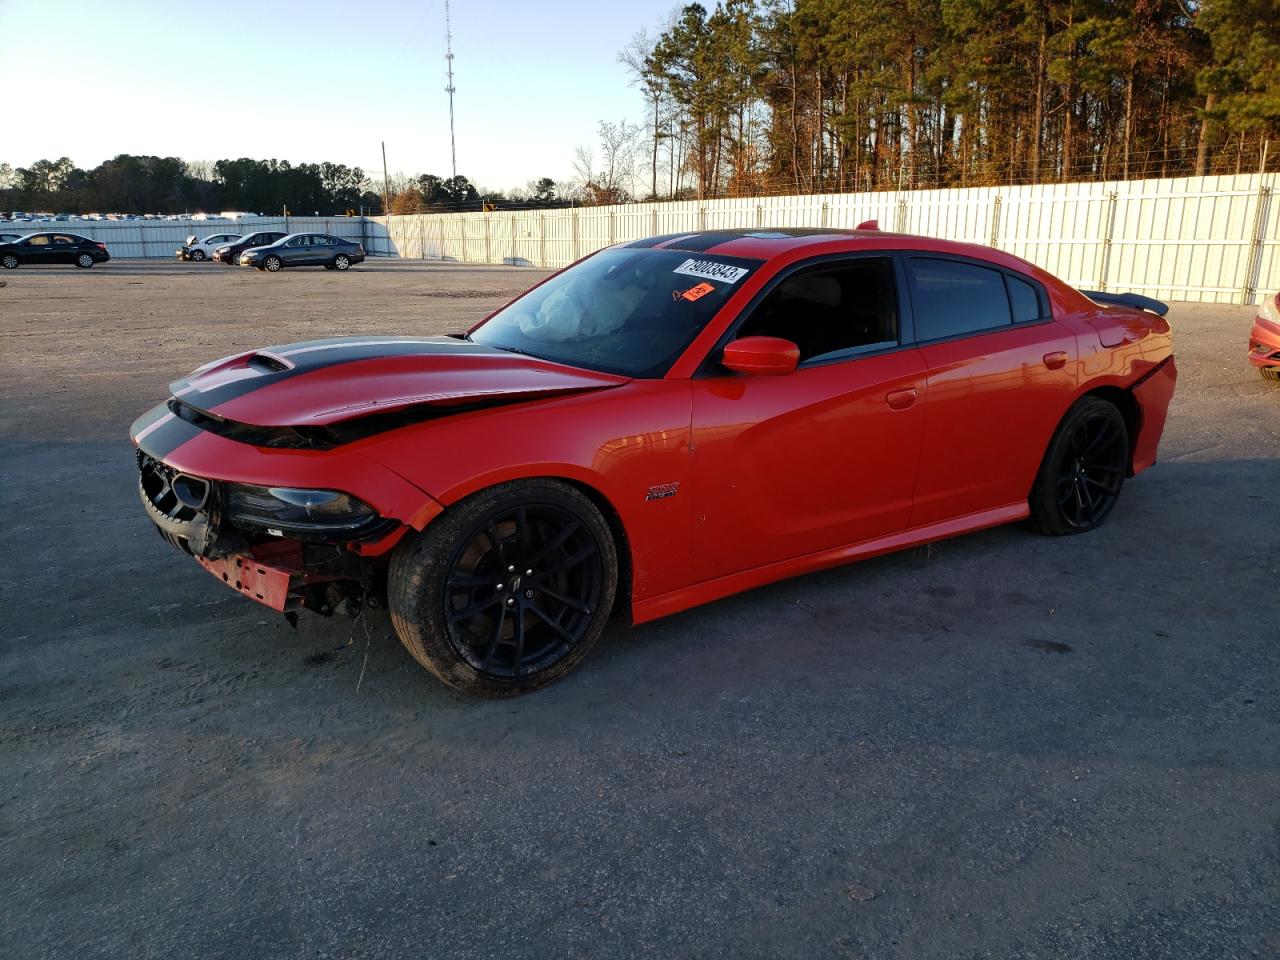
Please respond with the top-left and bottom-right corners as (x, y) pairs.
(169, 335), (630, 428)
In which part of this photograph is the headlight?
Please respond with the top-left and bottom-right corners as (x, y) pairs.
(223, 483), (382, 538)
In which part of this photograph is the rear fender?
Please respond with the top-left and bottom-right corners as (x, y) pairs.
(1129, 357), (1177, 475)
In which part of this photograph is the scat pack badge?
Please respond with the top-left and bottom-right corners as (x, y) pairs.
(644, 481), (680, 502)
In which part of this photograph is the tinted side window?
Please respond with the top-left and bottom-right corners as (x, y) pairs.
(738, 257), (899, 364)
(909, 258), (1012, 340)
(1006, 274), (1046, 322)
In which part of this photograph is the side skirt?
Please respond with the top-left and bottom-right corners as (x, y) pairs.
(630, 501), (1029, 625)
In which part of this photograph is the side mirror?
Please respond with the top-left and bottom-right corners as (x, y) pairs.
(721, 336), (800, 376)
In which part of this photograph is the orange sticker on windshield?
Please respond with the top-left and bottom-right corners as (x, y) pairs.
(674, 281), (715, 302)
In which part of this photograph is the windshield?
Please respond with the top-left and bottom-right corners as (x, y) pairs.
(470, 248), (762, 377)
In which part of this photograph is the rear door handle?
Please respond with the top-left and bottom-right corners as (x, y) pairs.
(886, 387), (919, 410)
(1043, 351), (1068, 370)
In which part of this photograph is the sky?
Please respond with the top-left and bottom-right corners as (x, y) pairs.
(0, 0), (677, 191)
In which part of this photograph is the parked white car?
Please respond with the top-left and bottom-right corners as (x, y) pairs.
(176, 233), (242, 262)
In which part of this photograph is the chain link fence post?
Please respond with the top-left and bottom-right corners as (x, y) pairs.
(1240, 184), (1273, 305)
(1097, 191), (1119, 291)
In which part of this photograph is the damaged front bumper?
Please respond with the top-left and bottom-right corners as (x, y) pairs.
(135, 450), (400, 615)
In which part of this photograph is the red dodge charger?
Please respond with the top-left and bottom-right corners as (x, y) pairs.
(131, 228), (1177, 695)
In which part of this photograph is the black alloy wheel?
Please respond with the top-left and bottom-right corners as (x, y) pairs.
(389, 479), (618, 696)
(442, 503), (604, 678)
(1029, 396), (1129, 535)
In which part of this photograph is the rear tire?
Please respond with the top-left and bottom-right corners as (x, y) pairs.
(75, 253), (95, 268)
(1261, 366), (1280, 381)
(1029, 396), (1129, 535)
(388, 479), (618, 697)
(333, 254), (350, 271)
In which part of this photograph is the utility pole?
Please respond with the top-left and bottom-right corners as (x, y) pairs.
(444, 0), (457, 180)
(381, 140), (390, 215)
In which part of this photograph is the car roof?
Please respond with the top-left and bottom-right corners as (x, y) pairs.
(621, 227), (898, 258)
(619, 226), (1047, 276)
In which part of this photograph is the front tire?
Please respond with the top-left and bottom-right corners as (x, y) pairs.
(263, 255), (282, 272)
(191, 249), (206, 261)
(389, 479), (618, 696)
(1029, 396), (1129, 535)
(75, 253), (95, 268)
(1261, 366), (1280, 381)
(1, 253), (17, 269)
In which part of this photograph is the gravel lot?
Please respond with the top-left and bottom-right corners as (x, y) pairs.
(1, 260), (1277, 960)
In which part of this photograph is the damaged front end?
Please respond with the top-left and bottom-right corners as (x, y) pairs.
(136, 450), (395, 618)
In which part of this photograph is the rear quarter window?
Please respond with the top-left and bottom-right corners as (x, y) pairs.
(1006, 274), (1049, 322)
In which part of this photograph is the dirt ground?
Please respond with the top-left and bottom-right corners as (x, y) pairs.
(1, 260), (1277, 960)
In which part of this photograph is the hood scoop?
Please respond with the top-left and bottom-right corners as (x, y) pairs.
(245, 351), (293, 373)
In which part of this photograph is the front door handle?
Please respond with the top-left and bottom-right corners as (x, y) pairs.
(1043, 351), (1068, 370)
(886, 387), (919, 410)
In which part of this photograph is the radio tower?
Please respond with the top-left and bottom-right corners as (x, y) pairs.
(444, 0), (457, 180)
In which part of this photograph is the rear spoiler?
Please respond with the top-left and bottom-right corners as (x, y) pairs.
(1081, 290), (1169, 317)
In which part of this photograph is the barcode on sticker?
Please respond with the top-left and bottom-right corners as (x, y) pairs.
(672, 258), (749, 285)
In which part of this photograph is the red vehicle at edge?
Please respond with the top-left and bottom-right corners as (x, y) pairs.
(1249, 291), (1280, 380)
(131, 228), (1177, 695)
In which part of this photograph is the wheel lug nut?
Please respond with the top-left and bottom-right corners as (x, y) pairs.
(506, 598), (515, 606)
(525, 589), (535, 599)
(525, 569), (533, 576)
(508, 565), (515, 573)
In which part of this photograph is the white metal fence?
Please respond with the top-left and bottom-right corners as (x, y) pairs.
(3, 216), (398, 259)
(381, 173), (1278, 305)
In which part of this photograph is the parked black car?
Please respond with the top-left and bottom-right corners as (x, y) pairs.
(0, 233), (110, 269)
(238, 233), (366, 272)
(212, 231), (287, 265)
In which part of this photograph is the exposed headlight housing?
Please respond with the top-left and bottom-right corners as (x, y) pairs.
(223, 483), (391, 540)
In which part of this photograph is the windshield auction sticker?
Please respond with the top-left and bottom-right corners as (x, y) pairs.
(673, 258), (749, 285)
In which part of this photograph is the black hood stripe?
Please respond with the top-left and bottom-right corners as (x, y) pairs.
(173, 336), (503, 412)
(135, 411), (205, 460)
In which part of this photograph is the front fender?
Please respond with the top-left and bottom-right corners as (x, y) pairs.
(362, 380), (694, 602)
